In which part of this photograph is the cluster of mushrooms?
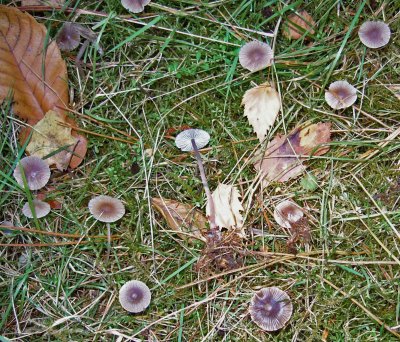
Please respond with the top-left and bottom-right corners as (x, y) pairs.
(6, 7), (392, 334)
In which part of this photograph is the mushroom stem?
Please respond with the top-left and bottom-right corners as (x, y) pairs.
(106, 222), (111, 258)
(191, 139), (216, 229)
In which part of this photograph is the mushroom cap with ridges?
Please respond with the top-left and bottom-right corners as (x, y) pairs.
(358, 21), (390, 49)
(274, 200), (304, 229)
(119, 280), (151, 313)
(88, 195), (125, 223)
(22, 200), (51, 219)
(239, 41), (274, 72)
(175, 129), (210, 152)
(250, 287), (293, 331)
(13, 156), (51, 190)
(121, 0), (152, 13)
(56, 23), (81, 51)
(325, 80), (357, 109)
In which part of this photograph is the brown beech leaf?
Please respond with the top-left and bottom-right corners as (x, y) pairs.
(254, 122), (331, 183)
(242, 83), (281, 142)
(0, 6), (87, 168)
(152, 198), (207, 243)
(26, 110), (78, 171)
(283, 10), (316, 40)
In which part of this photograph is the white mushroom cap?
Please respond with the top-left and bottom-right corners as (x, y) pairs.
(274, 200), (304, 229)
(121, 0), (151, 13)
(88, 195), (125, 223)
(239, 41), (274, 72)
(13, 156), (51, 190)
(358, 21), (390, 49)
(175, 129), (210, 152)
(119, 280), (151, 313)
(22, 200), (51, 219)
(250, 287), (293, 331)
(325, 80), (357, 109)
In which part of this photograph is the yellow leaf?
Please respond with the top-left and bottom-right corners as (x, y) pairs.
(206, 184), (244, 237)
(26, 110), (78, 171)
(242, 83), (280, 142)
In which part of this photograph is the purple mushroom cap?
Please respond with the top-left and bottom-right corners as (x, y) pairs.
(121, 0), (152, 13)
(250, 287), (293, 331)
(274, 200), (304, 229)
(88, 195), (125, 223)
(119, 280), (151, 313)
(325, 80), (357, 109)
(239, 41), (274, 72)
(22, 200), (51, 219)
(13, 156), (51, 190)
(358, 21), (390, 49)
(56, 23), (81, 51)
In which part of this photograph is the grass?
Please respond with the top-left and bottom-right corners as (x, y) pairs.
(1, 0), (400, 340)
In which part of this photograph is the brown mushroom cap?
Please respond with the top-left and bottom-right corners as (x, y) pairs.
(13, 156), (51, 190)
(121, 0), (152, 13)
(239, 41), (274, 72)
(56, 23), (81, 51)
(22, 200), (51, 219)
(358, 21), (390, 49)
(274, 200), (304, 229)
(250, 287), (293, 331)
(88, 195), (125, 223)
(119, 280), (151, 313)
(325, 80), (357, 109)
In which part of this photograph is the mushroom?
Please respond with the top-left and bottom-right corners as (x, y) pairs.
(119, 280), (151, 313)
(274, 200), (304, 229)
(283, 10), (315, 40)
(88, 195), (125, 252)
(56, 23), (81, 51)
(121, 0), (151, 13)
(249, 287), (293, 331)
(22, 199), (51, 219)
(358, 21), (390, 49)
(239, 41), (274, 72)
(1, 220), (14, 236)
(325, 80), (357, 109)
(175, 129), (216, 229)
(13, 156), (51, 191)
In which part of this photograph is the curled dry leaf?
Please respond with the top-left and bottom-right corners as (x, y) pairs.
(254, 123), (331, 183)
(0, 6), (87, 168)
(242, 83), (281, 142)
(206, 184), (245, 237)
(26, 111), (79, 171)
(151, 198), (207, 243)
(283, 10), (316, 40)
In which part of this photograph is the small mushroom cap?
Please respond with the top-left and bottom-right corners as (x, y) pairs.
(119, 280), (151, 313)
(325, 80), (357, 109)
(1, 220), (14, 236)
(250, 287), (293, 331)
(175, 129), (210, 151)
(56, 23), (81, 51)
(13, 156), (51, 190)
(274, 200), (304, 229)
(239, 41), (274, 72)
(22, 200), (51, 219)
(121, 0), (151, 13)
(88, 195), (125, 223)
(358, 21), (390, 49)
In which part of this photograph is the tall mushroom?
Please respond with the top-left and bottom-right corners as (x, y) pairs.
(175, 129), (216, 229)
(88, 195), (125, 253)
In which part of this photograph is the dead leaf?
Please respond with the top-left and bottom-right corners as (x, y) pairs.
(151, 198), (207, 242)
(26, 111), (78, 171)
(206, 184), (244, 236)
(36, 187), (62, 209)
(254, 122), (331, 183)
(242, 83), (281, 142)
(21, 0), (63, 6)
(283, 10), (316, 40)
